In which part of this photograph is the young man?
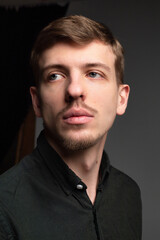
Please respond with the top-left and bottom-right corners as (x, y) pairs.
(0, 16), (142, 239)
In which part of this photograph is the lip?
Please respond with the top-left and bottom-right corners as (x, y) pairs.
(63, 108), (94, 125)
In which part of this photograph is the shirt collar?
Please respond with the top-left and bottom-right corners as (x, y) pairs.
(37, 131), (110, 195)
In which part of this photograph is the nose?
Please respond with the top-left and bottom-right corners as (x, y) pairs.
(65, 74), (86, 103)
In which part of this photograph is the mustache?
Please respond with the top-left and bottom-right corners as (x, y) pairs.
(57, 102), (98, 118)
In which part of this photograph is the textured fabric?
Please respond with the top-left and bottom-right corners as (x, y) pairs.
(0, 132), (142, 240)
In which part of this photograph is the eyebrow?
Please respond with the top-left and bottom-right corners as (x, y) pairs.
(40, 62), (111, 75)
(40, 64), (69, 76)
(82, 63), (111, 73)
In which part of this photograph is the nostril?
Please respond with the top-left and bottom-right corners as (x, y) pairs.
(67, 95), (74, 103)
(65, 92), (84, 103)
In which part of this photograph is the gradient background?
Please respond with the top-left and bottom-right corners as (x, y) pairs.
(34, 0), (160, 239)
(1, 0), (159, 239)
(66, 0), (160, 239)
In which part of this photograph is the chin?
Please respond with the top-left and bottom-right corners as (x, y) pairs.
(56, 131), (106, 152)
(60, 138), (96, 151)
(45, 124), (107, 152)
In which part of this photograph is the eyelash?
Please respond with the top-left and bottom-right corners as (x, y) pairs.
(86, 71), (105, 80)
(87, 71), (102, 78)
(46, 70), (105, 82)
(48, 73), (64, 81)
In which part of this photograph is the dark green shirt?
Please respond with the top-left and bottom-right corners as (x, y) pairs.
(0, 132), (142, 240)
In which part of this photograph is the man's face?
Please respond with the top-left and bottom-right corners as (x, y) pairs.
(30, 41), (129, 152)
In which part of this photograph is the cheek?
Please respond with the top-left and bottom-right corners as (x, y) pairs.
(40, 93), (59, 119)
(97, 91), (118, 120)
(41, 80), (65, 98)
(40, 85), (64, 112)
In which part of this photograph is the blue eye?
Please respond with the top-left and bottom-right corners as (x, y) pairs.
(88, 72), (101, 78)
(49, 73), (62, 81)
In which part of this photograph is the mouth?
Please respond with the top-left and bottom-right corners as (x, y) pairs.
(63, 108), (94, 125)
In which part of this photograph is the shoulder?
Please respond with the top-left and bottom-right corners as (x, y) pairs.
(108, 165), (141, 198)
(0, 149), (39, 182)
(0, 150), (43, 207)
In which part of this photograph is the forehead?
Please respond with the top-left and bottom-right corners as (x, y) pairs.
(39, 40), (116, 70)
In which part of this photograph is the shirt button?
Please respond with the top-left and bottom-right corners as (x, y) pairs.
(76, 184), (83, 190)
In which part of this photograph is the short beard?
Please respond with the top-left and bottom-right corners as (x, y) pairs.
(58, 135), (100, 152)
(44, 124), (104, 153)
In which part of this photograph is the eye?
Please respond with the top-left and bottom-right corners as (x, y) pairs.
(88, 72), (102, 79)
(48, 73), (63, 81)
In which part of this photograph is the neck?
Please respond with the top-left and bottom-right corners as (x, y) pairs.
(47, 134), (107, 204)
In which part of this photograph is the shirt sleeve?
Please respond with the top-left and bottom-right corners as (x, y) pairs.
(0, 205), (16, 240)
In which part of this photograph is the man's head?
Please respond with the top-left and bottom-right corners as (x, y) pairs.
(30, 16), (129, 153)
(31, 15), (124, 87)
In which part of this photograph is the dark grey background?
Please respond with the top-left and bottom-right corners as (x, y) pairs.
(67, 0), (160, 239)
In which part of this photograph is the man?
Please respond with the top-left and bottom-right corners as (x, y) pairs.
(0, 15), (142, 239)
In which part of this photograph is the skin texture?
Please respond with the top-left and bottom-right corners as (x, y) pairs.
(30, 40), (130, 203)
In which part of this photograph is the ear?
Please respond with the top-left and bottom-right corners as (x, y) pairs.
(30, 86), (42, 117)
(116, 84), (130, 115)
